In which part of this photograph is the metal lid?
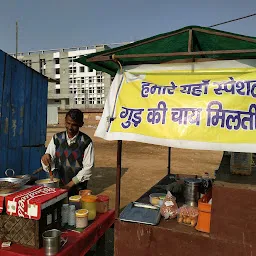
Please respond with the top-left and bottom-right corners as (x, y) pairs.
(184, 178), (202, 185)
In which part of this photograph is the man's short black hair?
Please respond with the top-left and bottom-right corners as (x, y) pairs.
(66, 109), (84, 125)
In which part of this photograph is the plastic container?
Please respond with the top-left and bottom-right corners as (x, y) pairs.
(177, 205), (199, 227)
(149, 193), (166, 207)
(69, 195), (81, 210)
(96, 195), (109, 213)
(81, 195), (97, 221)
(75, 209), (88, 229)
(196, 191), (212, 233)
(79, 189), (92, 197)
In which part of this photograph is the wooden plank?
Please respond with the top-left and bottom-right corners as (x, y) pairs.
(0, 148), (7, 177)
(35, 72), (42, 146)
(21, 147), (30, 175)
(8, 57), (26, 148)
(23, 66), (33, 146)
(38, 145), (47, 180)
(30, 71), (38, 145)
(112, 49), (256, 59)
(29, 146), (44, 176)
(0, 50), (6, 132)
(7, 148), (22, 175)
(193, 27), (256, 44)
(1, 54), (12, 149)
(40, 77), (48, 145)
(188, 29), (193, 53)
(0, 51), (6, 177)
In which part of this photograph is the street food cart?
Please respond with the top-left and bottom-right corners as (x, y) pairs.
(0, 50), (115, 255)
(77, 25), (256, 255)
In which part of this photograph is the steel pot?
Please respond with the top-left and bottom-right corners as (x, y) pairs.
(35, 178), (60, 188)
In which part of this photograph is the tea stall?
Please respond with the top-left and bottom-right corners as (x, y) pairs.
(0, 50), (115, 255)
(76, 25), (256, 256)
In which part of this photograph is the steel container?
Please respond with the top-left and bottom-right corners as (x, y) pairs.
(184, 178), (202, 207)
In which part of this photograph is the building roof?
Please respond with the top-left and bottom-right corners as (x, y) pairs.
(76, 25), (256, 76)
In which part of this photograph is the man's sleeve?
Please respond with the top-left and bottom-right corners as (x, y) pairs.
(41, 137), (56, 171)
(72, 142), (94, 184)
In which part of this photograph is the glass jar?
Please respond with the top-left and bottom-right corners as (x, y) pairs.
(79, 189), (92, 197)
(69, 195), (81, 210)
(81, 195), (97, 221)
(96, 195), (109, 213)
(68, 205), (76, 226)
(75, 209), (88, 229)
(61, 204), (69, 226)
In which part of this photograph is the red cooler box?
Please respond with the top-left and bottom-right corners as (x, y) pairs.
(0, 186), (67, 248)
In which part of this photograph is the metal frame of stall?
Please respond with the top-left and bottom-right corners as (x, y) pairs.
(78, 27), (256, 218)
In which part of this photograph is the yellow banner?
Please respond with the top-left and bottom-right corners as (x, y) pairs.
(109, 68), (256, 145)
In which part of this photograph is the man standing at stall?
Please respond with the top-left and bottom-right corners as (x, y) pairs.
(41, 109), (94, 196)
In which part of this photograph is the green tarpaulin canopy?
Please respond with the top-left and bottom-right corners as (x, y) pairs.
(76, 25), (256, 76)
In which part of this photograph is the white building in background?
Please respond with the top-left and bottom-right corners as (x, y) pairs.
(12, 43), (127, 110)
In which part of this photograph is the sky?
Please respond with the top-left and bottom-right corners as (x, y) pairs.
(0, 0), (255, 54)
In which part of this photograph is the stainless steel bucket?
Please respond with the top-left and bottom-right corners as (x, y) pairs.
(42, 229), (61, 256)
(184, 178), (202, 207)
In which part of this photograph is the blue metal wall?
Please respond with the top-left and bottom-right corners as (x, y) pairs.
(0, 50), (48, 178)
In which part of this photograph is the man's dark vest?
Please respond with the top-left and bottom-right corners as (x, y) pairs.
(53, 131), (92, 184)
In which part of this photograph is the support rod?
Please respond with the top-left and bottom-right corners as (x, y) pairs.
(167, 147), (171, 175)
(115, 140), (122, 218)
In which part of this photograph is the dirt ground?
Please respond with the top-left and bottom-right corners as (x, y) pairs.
(46, 126), (223, 209)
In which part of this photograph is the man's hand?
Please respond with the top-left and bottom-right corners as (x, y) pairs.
(64, 181), (75, 191)
(41, 154), (52, 167)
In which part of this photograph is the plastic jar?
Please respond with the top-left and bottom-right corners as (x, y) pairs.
(81, 195), (97, 221)
(75, 209), (89, 229)
(79, 189), (92, 197)
(96, 195), (109, 213)
(69, 195), (81, 210)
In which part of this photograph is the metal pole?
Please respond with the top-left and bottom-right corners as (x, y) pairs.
(167, 147), (171, 175)
(115, 140), (122, 218)
(15, 21), (18, 59)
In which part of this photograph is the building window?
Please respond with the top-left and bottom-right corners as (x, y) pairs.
(69, 88), (73, 93)
(69, 57), (73, 63)
(89, 98), (94, 104)
(23, 60), (32, 68)
(56, 89), (60, 94)
(75, 98), (78, 104)
(88, 68), (93, 72)
(54, 100), (60, 103)
(56, 79), (60, 85)
(81, 98), (85, 104)
(73, 78), (76, 84)
(69, 67), (76, 73)
(39, 59), (46, 74)
(97, 76), (103, 83)
(89, 88), (94, 94)
(80, 66), (85, 72)
(73, 88), (77, 94)
(82, 88), (85, 93)
(97, 98), (102, 104)
(89, 77), (93, 83)
(81, 77), (85, 84)
(55, 58), (60, 64)
(55, 68), (60, 74)
(97, 87), (103, 94)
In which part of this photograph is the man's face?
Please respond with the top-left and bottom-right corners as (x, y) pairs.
(65, 115), (81, 138)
